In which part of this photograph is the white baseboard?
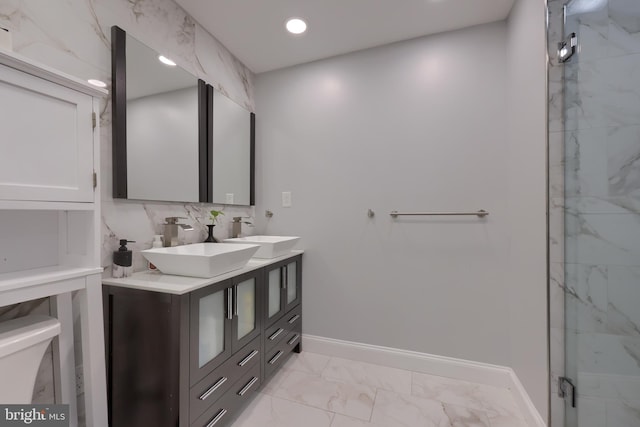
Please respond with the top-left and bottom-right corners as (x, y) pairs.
(507, 367), (548, 427)
(302, 334), (546, 427)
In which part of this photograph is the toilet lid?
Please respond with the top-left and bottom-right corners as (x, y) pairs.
(0, 315), (60, 358)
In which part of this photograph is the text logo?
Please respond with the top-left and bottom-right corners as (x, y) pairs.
(0, 405), (68, 426)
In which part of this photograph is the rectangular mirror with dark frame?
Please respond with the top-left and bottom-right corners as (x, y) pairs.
(112, 26), (255, 206)
(111, 25), (207, 202)
(207, 86), (255, 206)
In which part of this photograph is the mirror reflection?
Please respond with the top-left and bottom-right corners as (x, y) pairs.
(211, 90), (253, 205)
(126, 33), (200, 202)
(112, 26), (255, 205)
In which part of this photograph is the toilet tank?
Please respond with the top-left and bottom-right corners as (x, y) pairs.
(0, 315), (60, 403)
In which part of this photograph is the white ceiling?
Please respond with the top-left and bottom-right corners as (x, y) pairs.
(175, 0), (516, 74)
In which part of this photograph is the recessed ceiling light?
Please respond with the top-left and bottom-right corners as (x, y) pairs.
(87, 79), (107, 88)
(286, 18), (307, 35)
(158, 55), (177, 66)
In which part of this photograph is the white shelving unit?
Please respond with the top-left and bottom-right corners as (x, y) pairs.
(0, 48), (108, 426)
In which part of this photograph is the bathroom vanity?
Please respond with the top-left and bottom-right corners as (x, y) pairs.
(102, 251), (302, 427)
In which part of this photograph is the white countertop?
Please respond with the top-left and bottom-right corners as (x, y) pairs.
(102, 250), (303, 295)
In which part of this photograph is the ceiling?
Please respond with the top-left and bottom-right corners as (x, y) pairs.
(175, 0), (516, 74)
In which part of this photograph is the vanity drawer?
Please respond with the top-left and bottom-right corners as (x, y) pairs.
(230, 363), (261, 412)
(190, 337), (261, 420)
(264, 305), (302, 352)
(191, 363), (261, 427)
(284, 305), (302, 331)
(264, 317), (288, 352)
(190, 385), (235, 427)
(284, 328), (301, 351)
(265, 339), (295, 379)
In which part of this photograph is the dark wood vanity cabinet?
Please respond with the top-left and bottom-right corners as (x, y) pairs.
(264, 256), (302, 327)
(104, 254), (302, 427)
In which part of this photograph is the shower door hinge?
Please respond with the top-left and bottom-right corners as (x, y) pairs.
(92, 112), (97, 129)
(558, 376), (576, 408)
(93, 171), (97, 190)
(558, 33), (578, 63)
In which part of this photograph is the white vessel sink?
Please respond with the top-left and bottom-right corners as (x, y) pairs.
(141, 243), (260, 278)
(223, 235), (300, 259)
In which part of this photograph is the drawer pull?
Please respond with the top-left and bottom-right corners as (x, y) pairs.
(288, 314), (300, 324)
(205, 408), (227, 427)
(269, 328), (284, 341)
(288, 334), (300, 346)
(199, 377), (228, 401)
(237, 376), (259, 396)
(238, 350), (259, 367)
(268, 351), (284, 365)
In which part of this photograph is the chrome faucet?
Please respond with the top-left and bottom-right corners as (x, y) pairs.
(231, 217), (252, 238)
(163, 217), (193, 247)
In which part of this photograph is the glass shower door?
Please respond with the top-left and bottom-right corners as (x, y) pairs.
(562, 0), (640, 425)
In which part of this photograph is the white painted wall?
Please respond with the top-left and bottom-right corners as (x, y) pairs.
(0, 211), (58, 274)
(255, 23), (513, 365)
(506, 0), (549, 420)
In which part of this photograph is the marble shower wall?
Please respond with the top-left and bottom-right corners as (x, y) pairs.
(0, 0), (257, 417)
(0, 0), (257, 275)
(549, 0), (640, 425)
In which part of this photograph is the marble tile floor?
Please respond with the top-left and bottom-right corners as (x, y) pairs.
(232, 351), (531, 427)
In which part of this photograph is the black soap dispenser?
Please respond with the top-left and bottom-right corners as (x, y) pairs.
(112, 239), (134, 278)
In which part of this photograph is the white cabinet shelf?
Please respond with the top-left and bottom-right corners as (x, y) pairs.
(0, 200), (96, 211)
(0, 265), (103, 294)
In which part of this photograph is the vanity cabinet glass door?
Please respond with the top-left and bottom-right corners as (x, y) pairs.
(264, 255), (302, 326)
(266, 267), (282, 325)
(190, 269), (262, 384)
(231, 270), (262, 353)
(284, 258), (301, 312)
(190, 281), (232, 384)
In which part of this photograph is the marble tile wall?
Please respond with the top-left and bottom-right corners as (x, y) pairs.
(0, 0), (257, 416)
(548, 0), (640, 425)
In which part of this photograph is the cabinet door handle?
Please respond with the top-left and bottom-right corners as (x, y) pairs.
(285, 265), (289, 289)
(238, 350), (259, 367)
(269, 328), (284, 341)
(226, 288), (233, 320)
(233, 285), (238, 317)
(237, 376), (259, 396)
(288, 314), (300, 324)
(288, 334), (300, 346)
(268, 351), (284, 365)
(205, 408), (227, 427)
(199, 377), (228, 401)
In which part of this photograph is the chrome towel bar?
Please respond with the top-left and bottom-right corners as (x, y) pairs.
(390, 210), (489, 218)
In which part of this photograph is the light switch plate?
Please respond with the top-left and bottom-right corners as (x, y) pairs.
(282, 191), (292, 207)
